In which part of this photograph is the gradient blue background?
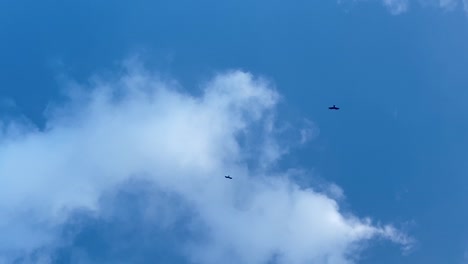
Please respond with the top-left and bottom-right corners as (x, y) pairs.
(2, 0), (468, 263)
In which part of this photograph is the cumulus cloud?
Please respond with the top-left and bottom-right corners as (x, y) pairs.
(0, 61), (412, 263)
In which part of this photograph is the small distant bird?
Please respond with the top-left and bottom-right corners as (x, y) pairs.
(225, 175), (232, 179)
(328, 104), (340, 110)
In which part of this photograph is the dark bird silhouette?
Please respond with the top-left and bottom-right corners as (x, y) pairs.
(328, 105), (340, 110)
(225, 175), (232, 179)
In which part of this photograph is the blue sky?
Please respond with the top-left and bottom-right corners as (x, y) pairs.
(1, 0), (468, 263)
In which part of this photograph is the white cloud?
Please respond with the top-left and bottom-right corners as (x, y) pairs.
(340, 0), (467, 14)
(0, 61), (412, 263)
(299, 119), (319, 145)
(463, 0), (468, 12)
(439, 0), (459, 10)
(383, 0), (410, 14)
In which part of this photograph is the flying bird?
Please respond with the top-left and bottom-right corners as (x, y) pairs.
(328, 105), (340, 110)
(225, 175), (232, 179)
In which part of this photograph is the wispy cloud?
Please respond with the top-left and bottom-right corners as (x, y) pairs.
(463, 0), (468, 12)
(0, 60), (412, 263)
(438, 0), (459, 10)
(341, 0), (467, 14)
(383, 0), (410, 14)
(299, 119), (319, 145)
